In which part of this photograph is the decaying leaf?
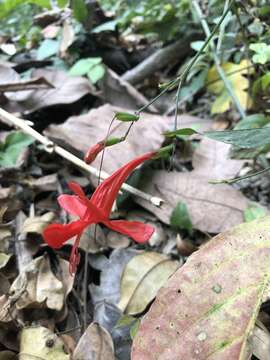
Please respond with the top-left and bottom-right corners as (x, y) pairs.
(10, 255), (74, 311)
(89, 248), (140, 306)
(45, 104), (171, 175)
(132, 216), (270, 360)
(0, 351), (16, 360)
(136, 170), (249, 233)
(73, 322), (115, 360)
(0, 253), (12, 269)
(118, 252), (179, 315)
(22, 212), (55, 234)
(20, 326), (70, 360)
(249, 322), (270, 360)
(207, 60), (252, 114)
(4, 69), (94, 114)
(135, 135), (248, 233)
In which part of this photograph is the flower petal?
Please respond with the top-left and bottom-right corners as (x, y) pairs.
(91, 152), (155, 216)
(58, 195), (88, 218)
(43, 220), (86, 249)
(105, 219), (154, 243)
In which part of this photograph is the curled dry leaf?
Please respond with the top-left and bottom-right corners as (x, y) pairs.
(4, 69), (94, 114)
(118, 252), (179, 315)
(10, 255), (74, 311)
(132, 216), (270, 360)
(250, 322), (270, 360)
(20, 326), (69, 360)
(22, 212), (55, 234)
(73, 322), (115, 360)
(89, 248), (140, 306)
(0, 253), (12, 269)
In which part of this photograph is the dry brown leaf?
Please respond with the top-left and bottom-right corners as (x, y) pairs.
(10, 255), (74, 311)
(192, 138), (244, 180)
(22, 212), (55, 234)
(132, 216), (270, 360)
(4, 68), (94, 114)
(0, 351), (16, 360)
(73, 322), (115, 360)
(0, 65), (33, 101)
(60, 20), (75, 56)
(118, 251), (179, 315)
(0, 253), (12, 269)
(136, 170), (249, 233)
(250, 322), (270, 360)
(26, 174), (59, 192)
(20, 326), (70, 360)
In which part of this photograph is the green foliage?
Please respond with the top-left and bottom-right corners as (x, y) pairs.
(0, 132), (34, 167)
(71, 0), (88, 23)
(163, 128), (198, 138)
(0, 0), (50, 19)
(170, 202), (193, 235)
(250, 43), (270, 64)
(37, 39), (60, 60)
(244, 203), (267, 222)
(69, 58), (105, 84)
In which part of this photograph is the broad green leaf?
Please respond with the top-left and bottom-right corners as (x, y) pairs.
(92, 20), (118, 33)
(57, 0), (68, 7)
(87, 64), (105, 83)
(132, 217), (270, 359)
(170, 202), (193, 235)
(118, 252), (179, 315)
(0, 0), (50, 19)
(130, 319), (141, 340)
(207, 60), (252, 114)
(71, 0), (88, 23)
(204, 127), (270, 148)
(0, 132), (34, 167)
(69, 58), (102, 76)
(250, 43), (270, 65)
(244, 203), (267, 222)
(37, 39), (59, 60)
(163, 128), (198, 138)
(234, 114), (270, 130)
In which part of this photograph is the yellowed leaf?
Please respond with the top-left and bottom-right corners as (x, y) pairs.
(22, 212), (55, 234)
(20, 326), (70, 360)
(118, 252), (179, 315)
(207, 60), (252, 114)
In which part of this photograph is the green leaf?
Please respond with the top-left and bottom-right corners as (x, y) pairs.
(234, 114), (270, 130)
(92, 20), (118, 33)
(115, 112), (140, 122)
(0, 132), (34, 167)
(69, 58), (102, 76)
(105, 137), (124, 147)
(87, 64), (105, 84)
(163, 128), (198, 138)
(130, 319), (141, 340)
(71, 0), (88, 23)
(57, 0), (68, 7)
(250, 43), (270, 65)
(204, 128), (270, 148)
(115, 314), (136, 329)
(37, 39), (59, 60)
(170, 202), (193, 235)
(244, 203), (267, 222)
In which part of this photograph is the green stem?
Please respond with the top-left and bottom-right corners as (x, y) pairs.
(209, 166), (270, 185)
(192, 0), (246, 119)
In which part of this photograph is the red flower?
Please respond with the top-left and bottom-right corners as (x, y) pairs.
(43, 151), (155, 274)
(84, 141), (105, 164)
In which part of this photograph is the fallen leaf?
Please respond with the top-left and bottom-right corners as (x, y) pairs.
(0, 351), (16, 360)
(20, 326), (69, 360)
(0, 253), (12, 269)
(0, 65), (33, 101)
(118, 252), (179, 315)
(73, 322), (115, 360)
(89, 248), (140, 306)
(132, 216), (270, 360)
(249, 322), (270, 360)
(192, 138), (244, 180)
(22, 212), (55, 234)
(26, 173), (59, 192)
(207, 60), (252, 114)
(78, 223), (107, 253)
(4, 69), (94, 114)
(10, 255), (74, 311)
(136, 170), (249, 233)
(60, 20), (75, 56)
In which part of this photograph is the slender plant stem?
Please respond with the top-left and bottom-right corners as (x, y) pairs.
(209, 166), (270, 184)
(0, 107), (163, 206)
(192, 0), (246, 119)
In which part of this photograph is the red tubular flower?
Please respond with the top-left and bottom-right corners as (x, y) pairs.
(84, 141), (105, 164)
(43, 151), (156, 274)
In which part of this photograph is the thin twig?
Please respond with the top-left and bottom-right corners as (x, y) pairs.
(0, 107), (163, 206)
